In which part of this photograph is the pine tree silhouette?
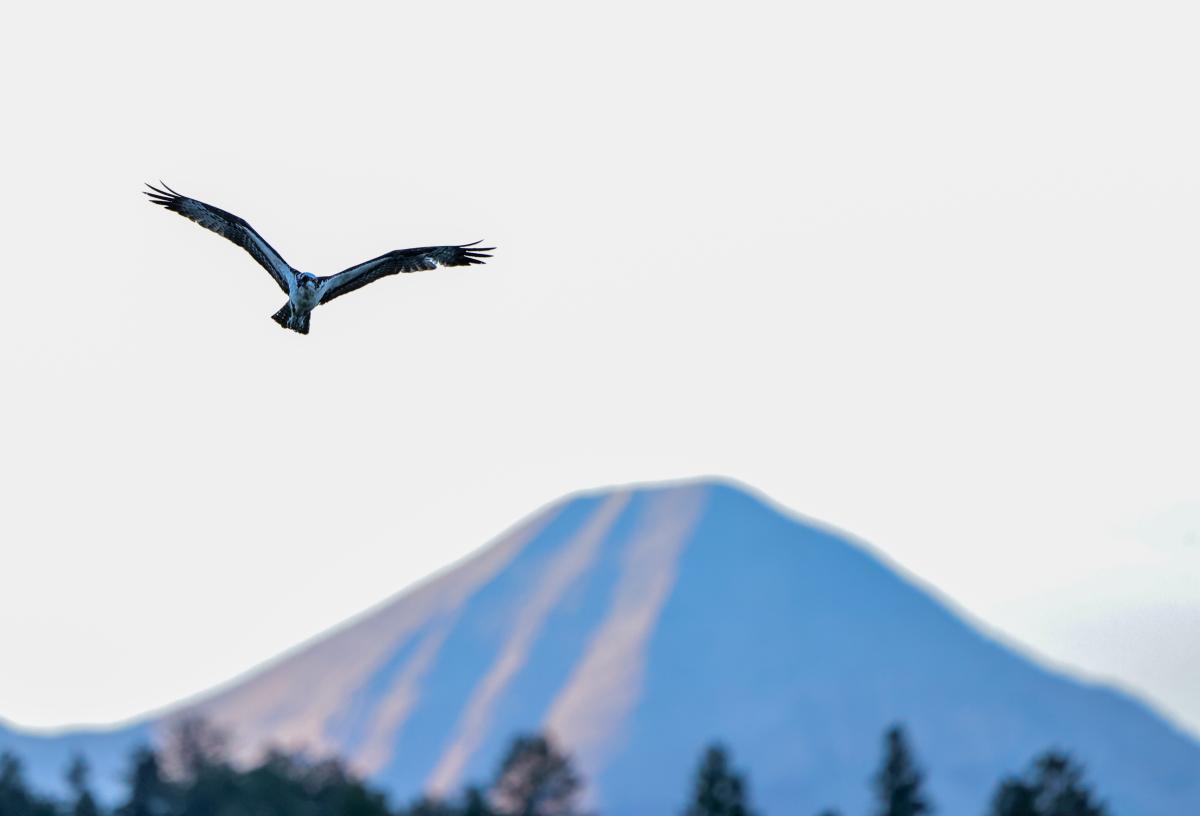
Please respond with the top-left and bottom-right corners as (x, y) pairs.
(461, 785), (496, 816)
(0, 753), (57, 816)
(489, 734), (584, 816)
(872, 725), (932, 816)
(987, 751), (1108, 816)
(66, 755), (102, 816)
(682, 743), (757, 816)
(116, 748), (172, 816)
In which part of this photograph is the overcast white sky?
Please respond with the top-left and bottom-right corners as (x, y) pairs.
(1, 1), (1198, 738)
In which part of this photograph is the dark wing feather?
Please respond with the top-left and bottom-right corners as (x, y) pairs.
(144, 183), (296, 294)
(317, 242), (494, 304)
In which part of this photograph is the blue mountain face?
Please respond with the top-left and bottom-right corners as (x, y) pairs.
(0, 720), (148, 802)
(4, 481), (1198, 814)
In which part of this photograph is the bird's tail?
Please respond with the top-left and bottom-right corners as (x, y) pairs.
(271, 304), (311, 335)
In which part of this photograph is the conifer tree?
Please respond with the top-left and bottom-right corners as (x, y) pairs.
(0, 753), (56, 816)
(461, 785), (495, 816)
(66, 755), (102, 816)
(489, 734), (583, 816)
(987, 751), (1107, 816)
(683, 743), (757, 816)
(990, 779), (1037, 816)
(116, 748), (172, 816)
(872, 725), (932, 816)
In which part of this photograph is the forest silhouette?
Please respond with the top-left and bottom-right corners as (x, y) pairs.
(0, 719), (1109, 816)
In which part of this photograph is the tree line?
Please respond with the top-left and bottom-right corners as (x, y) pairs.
(0, 720), (1109, 816)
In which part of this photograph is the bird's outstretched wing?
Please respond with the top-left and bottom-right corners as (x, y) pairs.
(317, 243), (494, 304)
(144, 183), (297, 294)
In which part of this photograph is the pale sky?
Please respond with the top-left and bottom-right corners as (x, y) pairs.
(1, 1), (1198, 739)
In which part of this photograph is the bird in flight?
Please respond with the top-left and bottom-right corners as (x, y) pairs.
(145, 183), (493, 334)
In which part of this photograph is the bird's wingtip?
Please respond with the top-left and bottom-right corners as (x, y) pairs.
(144, 181), (182, 199)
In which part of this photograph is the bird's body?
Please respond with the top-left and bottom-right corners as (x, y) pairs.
(273, 274), (323, 333)
(144, 183), (492, 334)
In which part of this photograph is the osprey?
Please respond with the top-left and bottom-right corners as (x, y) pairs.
(145, 183), (493, 334)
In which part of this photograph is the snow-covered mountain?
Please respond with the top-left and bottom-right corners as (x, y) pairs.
(5, 481), (1199, 814)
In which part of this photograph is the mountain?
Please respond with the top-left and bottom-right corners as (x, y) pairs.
(4, 480), (1199, 814)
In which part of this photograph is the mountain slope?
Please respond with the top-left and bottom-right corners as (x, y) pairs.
(5, 481), (1198, 814)
(0, 719), (147, 800)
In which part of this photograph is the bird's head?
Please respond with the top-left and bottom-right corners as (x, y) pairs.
(297, 273), (319, 289)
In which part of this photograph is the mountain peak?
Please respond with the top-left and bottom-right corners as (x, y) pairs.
(4, 481), (1198, 814)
